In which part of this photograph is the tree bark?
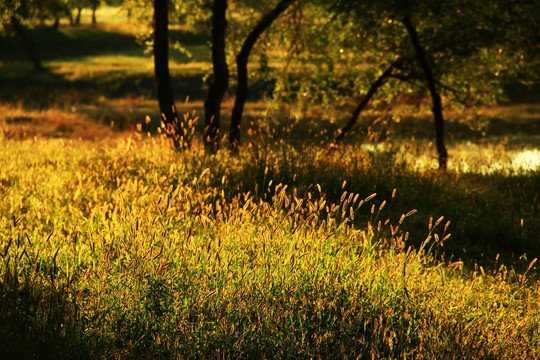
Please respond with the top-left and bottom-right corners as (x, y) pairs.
(10, 16), (45, 72)
(52, 18), (60, 30)
(334, 57), (403, 144)
(153, 0), (184, 148)
(229, 0), (295, 153)
(74, 8), (82, 25)
(403, 15), (448, 169)
(91, 1), (97, 26)
(204, 0), (229, 153)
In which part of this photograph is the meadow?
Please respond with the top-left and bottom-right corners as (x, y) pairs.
(1, 7), (540, 359)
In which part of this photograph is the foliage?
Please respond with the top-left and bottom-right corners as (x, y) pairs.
(1, 0), (72, 31)
(329, 0), (539, 106)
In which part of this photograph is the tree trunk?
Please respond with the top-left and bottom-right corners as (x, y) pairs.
(52, 18), (60, 30)
(153, 0), (184, 148)
(10, 16), (45, 72)
(404, 15), (448, 169)
(204, 0), (229, 153)
(91, 2), (97, 26)
(229, 0), (295, 153)
(334, 57), (403, 144)
(75, 8), (82, 25)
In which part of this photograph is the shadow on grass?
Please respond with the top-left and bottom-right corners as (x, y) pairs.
(0, 269), (91, 360)
(0, 26), (141, 63)
(0, 69), (206, 105)
(0, 25), (212, 64)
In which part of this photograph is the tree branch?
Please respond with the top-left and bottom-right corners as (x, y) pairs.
(334, 57), (405, 144)
(229, 0), (296, 153)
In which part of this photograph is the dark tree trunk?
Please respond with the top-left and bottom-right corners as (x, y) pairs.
(204, 0), (229, 153)
(52, 18), (60, 30)
(334, 57), (403, 144)
(91, 1), (98, 26)
(229, 0), (295, 153)
(10, 16), (45, 72)
(153, 0), (184, 148)
(75, 8), (82, 25)
(404, 15), (448, 169)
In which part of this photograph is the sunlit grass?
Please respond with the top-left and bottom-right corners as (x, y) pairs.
(345, 138), (540, 175)
(48, 55), (154, 77)
(512, 149), (540, 172)
(47, 55), (210, 77)
(393, 140), (540, 175)
(0, 136), (538, 359)
(56, 5), (134, 28)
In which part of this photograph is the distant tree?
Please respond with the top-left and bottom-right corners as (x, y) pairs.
(41, 0), (71, 30)
(0, 0), (105, 69)
(1, 0), (46, 71)
(90, 0), (99, 25)
(73, 7), (83, 25)
(65, 0), (101, 25)
(71, 0), (84, 25)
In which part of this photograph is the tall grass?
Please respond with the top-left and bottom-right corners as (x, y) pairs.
(2, 12), (539, 358)
(0, 136), (538, 359)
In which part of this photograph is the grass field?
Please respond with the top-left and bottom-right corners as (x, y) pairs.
(1, 9), (540, 359)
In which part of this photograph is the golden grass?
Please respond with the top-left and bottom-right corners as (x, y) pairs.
(0, 135), (538, 359)
(388, 140), (540, 174)
(0, 104), (114, 140)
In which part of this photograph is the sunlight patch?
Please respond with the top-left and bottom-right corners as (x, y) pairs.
(512, 149), (540, 172)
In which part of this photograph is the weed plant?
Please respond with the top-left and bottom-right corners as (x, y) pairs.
(0, 136), (538, 359)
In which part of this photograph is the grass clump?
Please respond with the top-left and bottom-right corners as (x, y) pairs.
(0, 137), (538, 359)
